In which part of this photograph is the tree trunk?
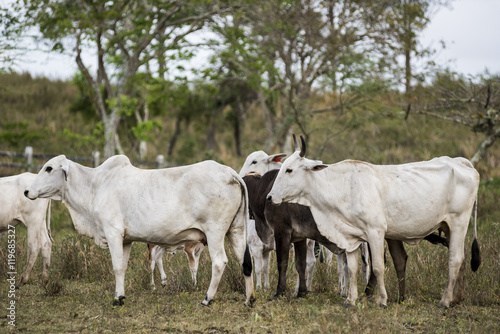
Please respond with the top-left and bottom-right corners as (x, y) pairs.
(102, 112), (121, 158)
(470, 130), (500, 166)
(167, 117), (182, 158)
(233, 99), (245, 157)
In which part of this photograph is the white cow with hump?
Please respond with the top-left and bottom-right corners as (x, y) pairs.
(0, 173), (52, 287)
(25, 155), (255, 306)
(267, 135), (480, 308)
(148, 150), (286, 291)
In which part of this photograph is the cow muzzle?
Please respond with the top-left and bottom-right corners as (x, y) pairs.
(24, 190), (36, 200)
(266, 195), (281, 206)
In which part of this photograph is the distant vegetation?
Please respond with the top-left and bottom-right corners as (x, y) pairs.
(1, 72), (499, 179)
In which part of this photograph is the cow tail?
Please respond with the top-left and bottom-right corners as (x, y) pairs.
(470, 197), (481, 272)
(47, 199), (53, 242)
(234, 175), (252, 277)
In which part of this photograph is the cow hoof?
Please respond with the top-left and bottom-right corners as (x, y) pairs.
(15, 285), (20, 290)
(112, 296), (125, 306)
(245, 296), (256, 308)
(343, 301), (353, 309)
(272, 293), (284, 300)
(201, 296), (213, 307)
(296, 291), (308, 299)
(438, 301), (449, 309)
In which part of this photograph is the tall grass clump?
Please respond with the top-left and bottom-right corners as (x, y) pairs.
(54, 235), (112, 281)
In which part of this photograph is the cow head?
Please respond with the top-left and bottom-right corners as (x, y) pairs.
(266, 135), (328, 206)
(239, 150), (287, 177)
(24, 155), (70, 201)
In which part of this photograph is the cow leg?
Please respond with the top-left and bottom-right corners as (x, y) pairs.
(369, 235), (388, 308)
(107, 235), (129, 306)
(344, 249), (359, 307)
(293, 239), (308, 298)
(262, 249), (271, 289)
(252, 246), (264, 289)
(226, 226), (255, 306)
(452, 258), (466, 305)
(386, 239), (407, 303)
(39, 233), (52, 286)
(184, 242), (204, 286)
(202, 235), (228, 306)
(275, 235), (292, 298)
(337, 253), (348, 298)
(439, 223), (467, 308)
(18, 225), (41, 287)
(156, 251), (167, 287)
(149, 253), (157, 289)
(191, 243), (204, 286)
(325, 247), (334, 265)
(148, 244), (156, 289)
(305, 239), (316, 292)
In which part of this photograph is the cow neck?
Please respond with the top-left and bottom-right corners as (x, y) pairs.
(61, 160), (95, 211)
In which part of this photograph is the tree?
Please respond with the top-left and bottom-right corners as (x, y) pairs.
(379, 0), (449, 93)
(0, 5), (24, 71)
(208, 0), (401, 152)
(413, 70), (500, 165)
(12, 0), (230, 158)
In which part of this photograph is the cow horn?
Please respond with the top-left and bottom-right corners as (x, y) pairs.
(293, 134), (299, 151)
(299, 135), (306, 157)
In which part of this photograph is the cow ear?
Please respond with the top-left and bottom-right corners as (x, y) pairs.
(311, 164), (328, 172)
(61, 163), (69, 181)
(306, 162), (327, 172)
(268, 153), (286, 163)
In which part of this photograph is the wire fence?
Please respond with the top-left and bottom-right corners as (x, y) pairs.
(0, 147), (171, 177)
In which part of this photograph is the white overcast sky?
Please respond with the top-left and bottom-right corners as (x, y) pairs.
(10, 0), (500, 80)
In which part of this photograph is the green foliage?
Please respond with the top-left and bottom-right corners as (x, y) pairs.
(69, 72), (98, 121)
(131, 120), (162, 142)
(0, 121), (45, 146)
(107, 95), (139, 117)
(62, 123), (105, 151)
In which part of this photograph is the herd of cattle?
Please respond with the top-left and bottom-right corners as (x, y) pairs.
(1, 135), (481, 309)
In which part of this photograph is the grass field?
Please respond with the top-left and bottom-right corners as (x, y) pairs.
(1, 183), (500, 333)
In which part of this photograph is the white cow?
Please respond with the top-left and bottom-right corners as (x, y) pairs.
(148, 241), (205, 288)
(1, 173), (52, 287)
(148, 150), (285, 291)
(25, 155), (255, 306)
(267, 135), (480, 308)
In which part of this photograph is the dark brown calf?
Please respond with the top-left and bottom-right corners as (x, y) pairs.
(243, 170), (343, 298)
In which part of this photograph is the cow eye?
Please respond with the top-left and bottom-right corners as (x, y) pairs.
(45, 166), (53, 173)
(286, 168), (292, 173)
(251, 160), (257, 165)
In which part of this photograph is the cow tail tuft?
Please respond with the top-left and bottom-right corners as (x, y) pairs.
(243, 245), (252, 277)
(471, 238), (481, 272)
(470, 198), (481, 272)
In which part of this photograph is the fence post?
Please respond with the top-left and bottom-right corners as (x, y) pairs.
(25, 146), (33, 172)
(156, 154), (165, 169)
(92, 151), (100, 167)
